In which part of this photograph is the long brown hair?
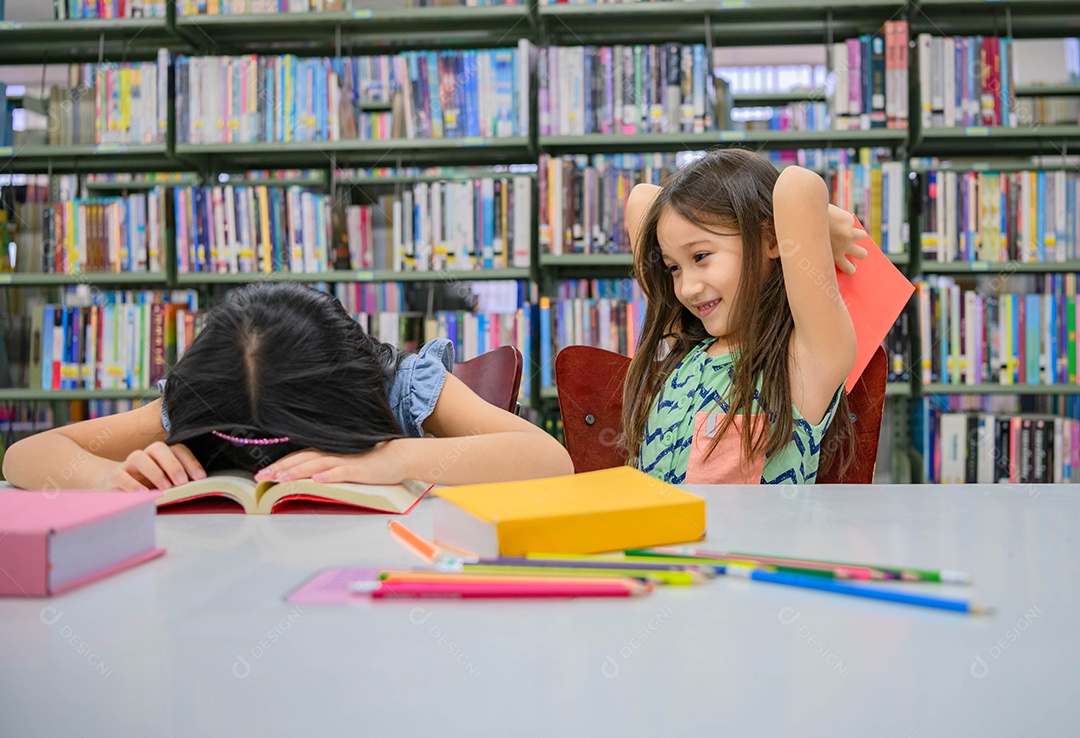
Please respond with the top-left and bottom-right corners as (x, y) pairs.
(621, 148), (853, 480)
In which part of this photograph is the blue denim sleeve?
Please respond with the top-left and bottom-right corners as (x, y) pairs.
(388, 338), (455, 438)
(157, 378), (171, 434)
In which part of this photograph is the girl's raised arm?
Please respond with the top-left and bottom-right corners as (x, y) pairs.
(625, 183), (660, 256)
(2, 401), (204, 492)
(771, 166), (857, 422)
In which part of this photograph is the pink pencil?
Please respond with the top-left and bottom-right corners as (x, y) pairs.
(359, 580), (653, 599)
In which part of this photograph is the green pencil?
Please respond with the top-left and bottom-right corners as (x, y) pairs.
(627, 547), (972, 584)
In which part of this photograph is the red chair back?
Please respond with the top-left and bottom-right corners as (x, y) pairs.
(452, 345), (523, 413)
(555, 346), (631, 473)
(817, 345), (889, 484)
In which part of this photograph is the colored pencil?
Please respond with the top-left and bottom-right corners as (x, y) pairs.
(356, 580), (652, 599)
(475, 555), (713, 573)
(378, 571), (643, 588)
(457, 564), (711, 586)
(717, 566), (991, 614)
(529, 552), (878, 581)
(629, 547), (973, 584)
(387, 521), (479, 564)
(388, 520), (440, 563)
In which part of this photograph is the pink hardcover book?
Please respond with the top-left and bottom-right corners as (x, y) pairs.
(0, 491), (164, 598)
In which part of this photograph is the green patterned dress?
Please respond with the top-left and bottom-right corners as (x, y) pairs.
(638, 339), (842, 485)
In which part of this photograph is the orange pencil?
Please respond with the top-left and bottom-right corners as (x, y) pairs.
(388, 520), (440, 563)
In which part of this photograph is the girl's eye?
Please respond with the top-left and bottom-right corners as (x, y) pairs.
(665, 264), (680, 275)
(693, 252), (709, 263)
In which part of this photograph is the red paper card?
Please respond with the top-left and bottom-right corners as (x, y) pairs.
(837, 217), (914, 392)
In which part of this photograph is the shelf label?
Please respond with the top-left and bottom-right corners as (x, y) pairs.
(0, 146), (13, 157)
(972, 162), (992, 171)
(355, 270), (375, 281)
(970, 261), (990, 271)
(95, 143), (124, 153)
(718, 0), (748, 8)
(0, 274), (12, 284)
(460, 136), (485, 147)
(353, 9), (373, 19)
(720, 131), (746, 141)
(963, 126), (991, 137)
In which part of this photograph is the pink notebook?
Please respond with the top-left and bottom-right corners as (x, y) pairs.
(286, 567), (382, 605)
(0, 491), (165, 597)
(838, 217), (914, 392)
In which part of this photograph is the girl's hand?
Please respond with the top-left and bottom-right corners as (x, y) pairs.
(255, 441), (410, 487)
(98, 442), (206, 492)
(828, 204), (869, 275)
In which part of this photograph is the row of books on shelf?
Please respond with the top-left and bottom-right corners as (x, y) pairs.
(40, 0), (511, 20)
(79, 55), (170, 146)
(537, 279), (645, 388)
(916, 275), (1080, 387)
(921, 408), (1080, 484)
(51, 0), (168, 18)
(920, 169), (1080, 263)
(4, 57), (170, 148)
(538, 44), (712, 137)
(176, 45), (530, 144)
(537, 153), (908, 256)
(330, 279), (530, 317)
(174, 176), (532, 274)
(24, 291), (201, 392)
(919, 35), (1013, 130)
(354, 308), (532, 398)
(831, 22), (910, 131)
(174, 0), (509, 13)
(827, 160), (907, 255)
(179, 0), (345, 13)
(41, 191), (166, 274)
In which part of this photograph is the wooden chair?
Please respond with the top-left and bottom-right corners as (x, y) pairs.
(451, 345), (523, 414)
(555, 344), (889, 483)
(817, 344), (889, 484)
(555, 346), (631, 473)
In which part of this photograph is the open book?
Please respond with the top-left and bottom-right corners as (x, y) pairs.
(155, 472), (430, 515)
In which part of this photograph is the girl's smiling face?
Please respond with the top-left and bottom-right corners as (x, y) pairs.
(657, 207), (748, 350)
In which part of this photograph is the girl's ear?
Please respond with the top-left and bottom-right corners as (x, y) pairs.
(763, 232), (781, 260)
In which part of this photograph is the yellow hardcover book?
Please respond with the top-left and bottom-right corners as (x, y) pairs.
(432, 467), (706, 558)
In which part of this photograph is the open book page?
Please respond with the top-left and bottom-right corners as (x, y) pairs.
(155, 471), (259, 513)
(154, 472), (430, 515)
(254, 478), (430, 515)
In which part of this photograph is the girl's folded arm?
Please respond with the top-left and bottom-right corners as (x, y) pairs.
(772, 166), (857, 419)
(1, 401), (170, 490)
(407, 372), (574, 484)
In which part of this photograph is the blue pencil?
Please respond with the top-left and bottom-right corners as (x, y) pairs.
(719, 566), (992, 615)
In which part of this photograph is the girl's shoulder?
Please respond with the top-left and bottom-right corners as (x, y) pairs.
(386, 338), (455, 438)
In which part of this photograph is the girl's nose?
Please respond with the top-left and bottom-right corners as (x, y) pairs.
(679, 272), (702, 302)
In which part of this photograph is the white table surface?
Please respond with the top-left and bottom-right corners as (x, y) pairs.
(3, 483), (1079, 737)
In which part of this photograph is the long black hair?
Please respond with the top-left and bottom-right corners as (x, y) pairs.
(163, 282), (405, 472)
(623, 148), (853, 479)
